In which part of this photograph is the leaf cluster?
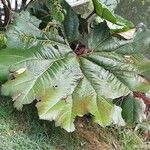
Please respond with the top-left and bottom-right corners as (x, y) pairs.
(0, 0), (150, 132)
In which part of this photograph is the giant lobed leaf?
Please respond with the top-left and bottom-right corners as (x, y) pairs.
(0, 11), (150, 132)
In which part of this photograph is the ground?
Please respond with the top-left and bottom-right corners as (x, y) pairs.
(0, 96), (149, 150)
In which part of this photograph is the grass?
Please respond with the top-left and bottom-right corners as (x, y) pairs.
(0, 95), (148, 150)
(119, 130), (143, 150)
(0, 96), (85, 150)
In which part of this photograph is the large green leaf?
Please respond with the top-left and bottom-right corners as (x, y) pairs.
(92, 0), (134, 31)
(0, 11), (150, 132)
(87, 23), (150, 55)
(63, 1), (80, 43)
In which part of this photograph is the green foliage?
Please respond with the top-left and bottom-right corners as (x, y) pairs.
(119, 129), (143, 150)
(26, 0), (64, 26)
(26, 0), (134, 35)
(0, 34), (6, 49)
(0, 0), (150, 132)
(92, 0), (134, 32)
(63, 1), (80, 43)
(121, 95), (146, 123)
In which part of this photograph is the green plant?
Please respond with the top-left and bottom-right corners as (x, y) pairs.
(0, 0), (150, 132)
(119, 129), (143, 150)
